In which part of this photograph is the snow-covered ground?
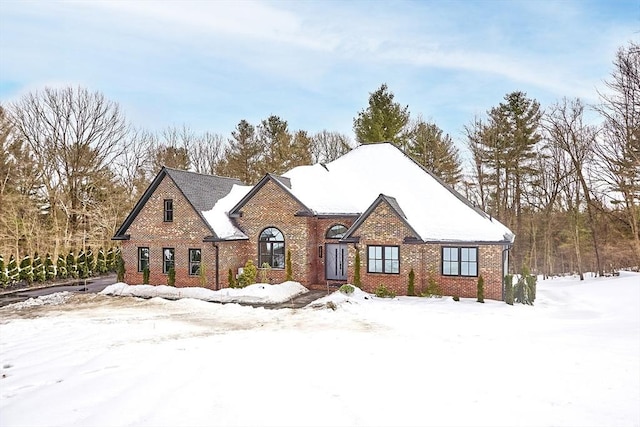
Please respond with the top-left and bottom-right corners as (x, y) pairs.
(1, 273), (638, 427)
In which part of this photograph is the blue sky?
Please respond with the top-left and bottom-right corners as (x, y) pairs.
(0, 0), (638, 151)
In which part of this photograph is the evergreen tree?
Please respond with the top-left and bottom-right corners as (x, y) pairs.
(408, 268), (415, 296)
(19, 254), (33, 284)
(116, 252), (125, 282)
(7, 255), (19, 284)
(77, 249), (89, 279)
(167, 267), (175, 286)
(0, 254), (7, 286)
(44, 253), (55, 281)
(286, 249), (293, 281)
(407, 117), (462, 187)
(32, 252), (45, 282)
(96, 247), (107, 274)
(86, 246), (95, 276)
(228, 268), (236, 288)
(353, 83), (410, 146)
(143, 267), (150, 284)
(219, 120), (261, 184)
(106, 247), (115, 272)
(353, 248), (361, 287)
(504, 274), (514, 305)
(477, 275), (485, 303)
(67, 250), (77, 278)
(56, 253), (68, 279)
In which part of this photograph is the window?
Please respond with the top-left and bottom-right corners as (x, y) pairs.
(163, 247), (175, 274)
(138, 247), (149, 272)
(259, 227), (285, 269)
(442, 247), (478, 277)
(326, 224), (348, 239)
(367, 245), (399, 274)
(164, 199), (173, 222)
(189, 249), (201, 276)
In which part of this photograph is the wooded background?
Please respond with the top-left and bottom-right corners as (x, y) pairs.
(1, 42), (637, 278)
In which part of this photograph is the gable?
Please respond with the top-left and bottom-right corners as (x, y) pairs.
(230, 174), (311, 217)
(345, 195), (421, 243)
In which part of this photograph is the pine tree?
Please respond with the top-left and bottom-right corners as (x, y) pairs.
(19, 254), (33, 284)
(228, 268), (236, 288)
(32, 252), (45, 282)
(44, 253), (55, 281)
(218, 120), (261, 184)
(477, 275), (485, 303)
(353, 248), (362, 287)
(353, 83), (410, 147)
(7, 255), (19, 284)
(96, 248), (107, 274)
(67, 250), (77, 278)
(167, 267), (175, 286)
(504, 274), (514, 305)
(0, 254), (7, 287)
(56, 253), (68, 279)
(143, 267), (150, 284)
(86, 246), (95, 276)
(106, 247), (115, 272)
(286, 249), (293, 281)
(77, 249), (89, 279)
(407, 117), (462, 187)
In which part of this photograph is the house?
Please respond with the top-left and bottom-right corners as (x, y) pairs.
(113, 142), (514, 300)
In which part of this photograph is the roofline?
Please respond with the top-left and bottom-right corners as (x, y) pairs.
(112, 167), (218, 240)
(422, 239), (513, 246)
(343, 194), (423, 242)
(229, 173), (312, 215)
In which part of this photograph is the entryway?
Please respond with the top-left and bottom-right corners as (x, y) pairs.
(325, 243), (347, 281)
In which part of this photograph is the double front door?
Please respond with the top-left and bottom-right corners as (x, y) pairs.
(325, 243), (347, 281)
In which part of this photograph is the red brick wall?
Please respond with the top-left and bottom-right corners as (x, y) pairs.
(346, 200), (506, 300)
(121, 175), (216, 288)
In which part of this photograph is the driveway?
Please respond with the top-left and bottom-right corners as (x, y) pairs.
(0, 274), (117, 307)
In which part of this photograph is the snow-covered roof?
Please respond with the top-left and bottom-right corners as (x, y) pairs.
(281, 143), (514, 243)
(201, 142), (514, 243)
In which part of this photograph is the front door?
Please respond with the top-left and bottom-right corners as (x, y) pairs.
(326, 243), (347, 281)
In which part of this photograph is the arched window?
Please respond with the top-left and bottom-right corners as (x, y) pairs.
(259, 227), (285, 269)
(326, 224), (348, 239)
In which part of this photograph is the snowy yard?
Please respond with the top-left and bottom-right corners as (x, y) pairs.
(1, 273), (639, 427)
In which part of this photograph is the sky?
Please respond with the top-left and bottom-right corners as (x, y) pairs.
(1, 272), (639, 426)
(0, 0), (638, 151)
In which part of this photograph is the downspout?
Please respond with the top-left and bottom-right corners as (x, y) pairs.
(501, 244), (512, 301)
(213, 243), (220, 290)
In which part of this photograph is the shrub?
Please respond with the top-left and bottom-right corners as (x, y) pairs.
(44, 253), (56, 281)
(106, 247), (116, 272)
(167, 267), (176, 286)
(375, 284), (395, 298)
(477, 275), (485, 303)
(0, 255), (7, 287)
(421, 274), (442, 298)
(143, 267), (150, 284)
(407, 268), (415, 296)
(116, 254), (125, 282)
(19, 255), (33, 284)
(452, 295), (460, 302)
(96, 248), (107, 274)
(56, 254), (68, 280)
(526, 272), (537, 303)
(86, 247), (95, 275)
(32, 252), (46, 283)
(7, 255), (19, 284)
(285, 249), (293, 281)
(228, 268), (236, 288)
(77, 249), (89, 279)
(504, 274), (514, 305)
(260, 262), (271, 283)
(339, 284), (355, 295)
(353, 248), (361, 287)
(237, 260), (257, 288)
(67, 251), (77, 279)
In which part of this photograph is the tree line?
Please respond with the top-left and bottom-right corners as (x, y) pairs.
(0, 41), (637, 278)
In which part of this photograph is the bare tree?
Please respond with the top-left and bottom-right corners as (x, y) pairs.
(594, 41), (640, 265)
(8, 86), (128, 252)
(311, 130), (353, 164)
(191, 132), (225, 175)
(545, 98), (602, 277)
